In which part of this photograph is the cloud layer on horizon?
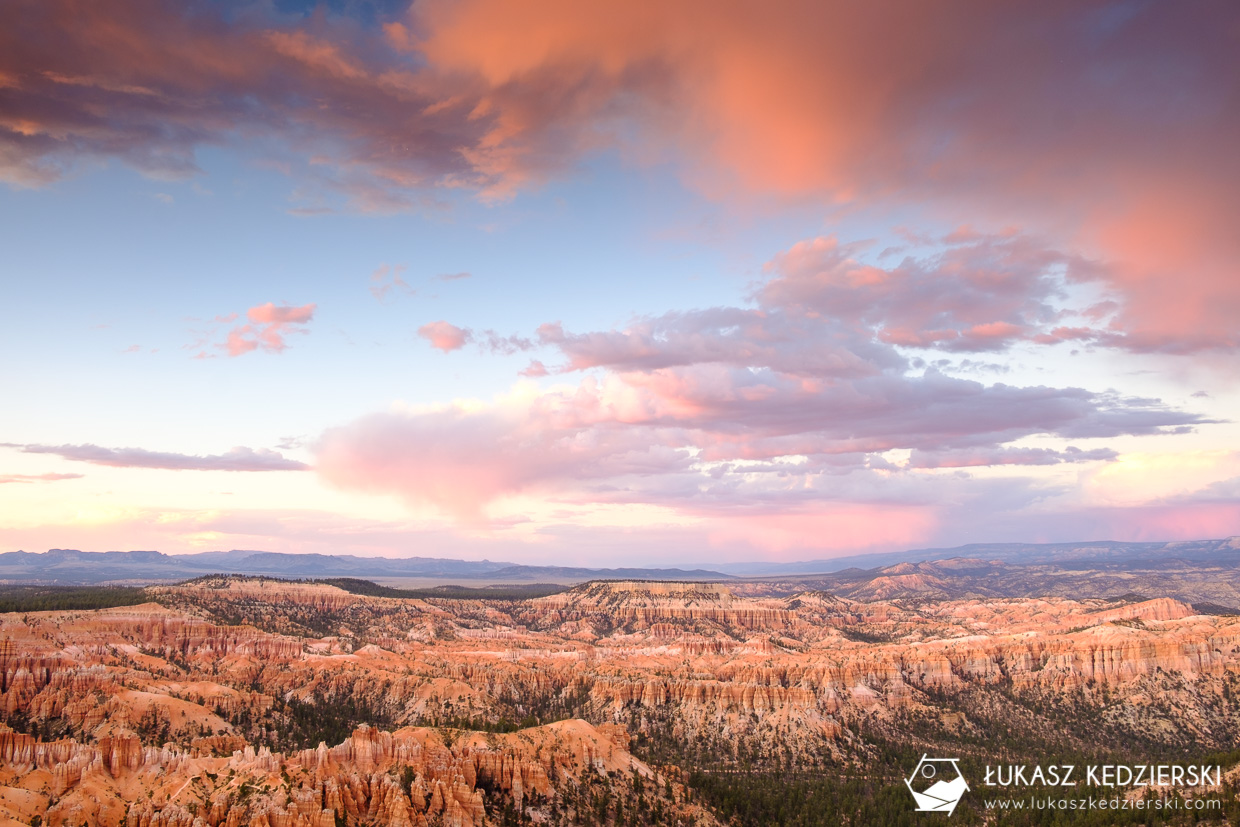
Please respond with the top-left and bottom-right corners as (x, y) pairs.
(0, 472), (84, 484)
(6, 444), (309, 472)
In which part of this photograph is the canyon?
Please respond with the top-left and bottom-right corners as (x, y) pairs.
(2, 568), (1240, 824)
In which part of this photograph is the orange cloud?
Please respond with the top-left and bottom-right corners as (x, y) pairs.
(3, 1), (1237, 350)
(414, 0), (1240, 351)
(1087, 182), (1240, 353)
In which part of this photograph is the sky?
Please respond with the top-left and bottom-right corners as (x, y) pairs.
(1, 0), (1239, 565)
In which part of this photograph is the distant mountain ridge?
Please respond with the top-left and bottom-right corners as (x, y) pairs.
(1, 536), (1238, 585)
(705, 536), (1240, 575)
(0, 548), (731, 585)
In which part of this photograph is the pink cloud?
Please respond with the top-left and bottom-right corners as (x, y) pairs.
(1086, 189), (1240, 353)
(519, 359), (549, 378)
(313, 361), (1205, 520)
(225, 327), (261, 357)
(216, 302), (316, 357)
(247, 302), (315, 325)
(0, 472), (83, 484)
(316, 404), (689, 520)
(418, 321), (473, 352)
(7, 443), (308, 472)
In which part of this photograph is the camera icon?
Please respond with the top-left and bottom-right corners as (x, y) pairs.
(905, 755), (969, 816)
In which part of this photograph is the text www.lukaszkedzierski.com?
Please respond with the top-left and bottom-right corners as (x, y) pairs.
(984, 796), (1222, 812)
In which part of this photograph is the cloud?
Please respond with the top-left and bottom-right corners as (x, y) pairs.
(435, 272), (472, 282)
(758, 233), (1092, 354)
(0, 472), (83, 484)
(418, 320), (472, 352)
(317, 397), (690, 519)
(215, 302), (316, 357)
(369, 263), (413, 302)
(519, 359), (549, 378)
(315, 223), (1225, 525)
(412, 0), (1240, 351)
(313, 366), (1207, 520)
(246, 302), (315, 325)
(532, 231), (1115, 381)
(318, 224), (1219, 524)
(0, 1), (499, 201)
(908, 446), (1118, 469)
(483, 330), (534, 355)
(3, 1), (1237, 350)
(1083, 450), (1240, 509)
(6, 443), (309, 471)
(536, 307), (901, 377)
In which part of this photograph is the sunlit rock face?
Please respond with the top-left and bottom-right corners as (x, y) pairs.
(2, 577), (1240, 825)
